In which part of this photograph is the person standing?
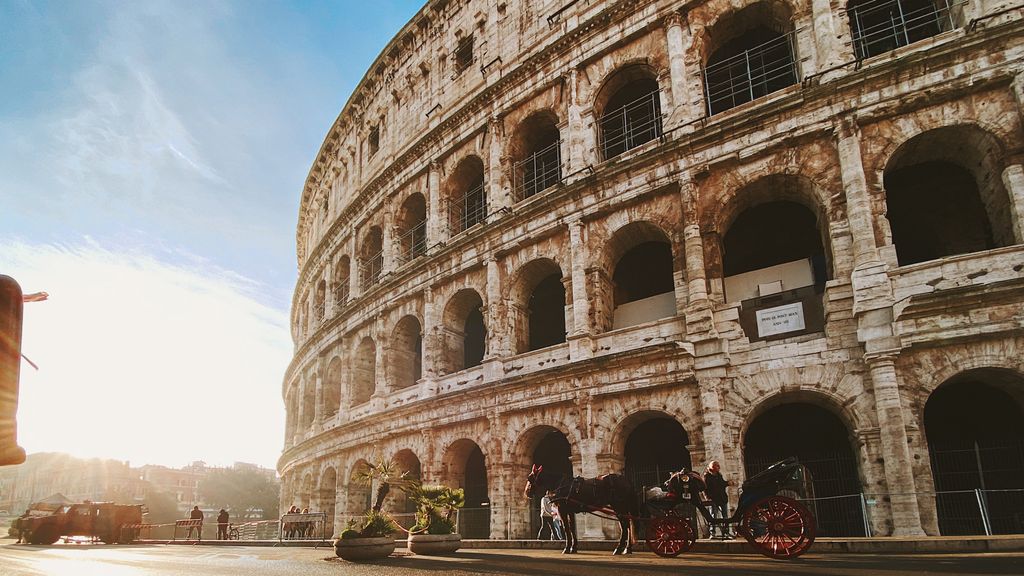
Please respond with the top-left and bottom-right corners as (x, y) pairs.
(188, 505), (204, 541)
(703, 460), (732, 539)
(538, 491), (561, 540)
(217, 509), (230, 540)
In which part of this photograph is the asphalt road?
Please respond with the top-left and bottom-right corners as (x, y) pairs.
(2, 543), (1024, 576)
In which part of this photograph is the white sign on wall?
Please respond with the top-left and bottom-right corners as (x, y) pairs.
(755, 302), (806, 338)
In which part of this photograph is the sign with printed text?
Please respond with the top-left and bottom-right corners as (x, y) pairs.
(755, 302), (806, 337)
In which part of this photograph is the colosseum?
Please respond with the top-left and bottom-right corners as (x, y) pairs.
(280, 0), (1024, 540)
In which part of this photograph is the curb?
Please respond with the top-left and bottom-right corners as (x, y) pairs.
(133, 535), (1024, 554)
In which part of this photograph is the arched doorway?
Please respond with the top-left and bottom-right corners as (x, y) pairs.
(446, 440), (490, 539)
(346, 460), (373, 518)
(925, 369), (1024, 535)
(319, 468), (338, 538)
(393, 449), (423, 516)
(596, 65), (663, 159)
(527, 428), (573, 537)
(441, 289), (487, 374)
(389, 315), (422, 390)
(743, 401), (864, 536)
(511, 111), (562, 201)
(623, 415), (692, 538)
(605, 222), (676, 331)
(446, 156), (486, 234)
(510, 259), (567, 353)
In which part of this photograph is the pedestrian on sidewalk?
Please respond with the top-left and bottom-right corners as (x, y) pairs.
(703, 460), (732, 539)
(188, 506), (204, 541)
(217, 509), (229, 540)
(538, 491), (561, 540)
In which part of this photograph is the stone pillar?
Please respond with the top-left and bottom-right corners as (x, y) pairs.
(487, 115), (509, 217)
(810, 0), (842, 72)
(323, 262), (335, 317)
(382, 202), (396, 275)
(835, 117), (879, 268)
(312, 367), (324, 433)
(866, 354), (925, 535)
(1000, 164), (1024, 243)
(427, 161), (444, 245)
(696, 377), (725, 468)
(664, 12), (689, 122)
(565, 68), (590, 179)
(567, 220), (594, 360)
(483, 258), (504, 382)
(680, 178), (716, 337)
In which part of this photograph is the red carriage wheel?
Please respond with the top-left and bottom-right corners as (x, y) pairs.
(737, 496), (816, 560)
(645, 515), (695, 558)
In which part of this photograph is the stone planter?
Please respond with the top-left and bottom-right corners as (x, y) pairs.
(407, 533), (461, 555)
(333, 536), (396, 561)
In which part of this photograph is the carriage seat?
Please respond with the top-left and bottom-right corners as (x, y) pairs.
(741, 457), (800, 491)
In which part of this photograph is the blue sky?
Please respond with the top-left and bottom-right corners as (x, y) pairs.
(0, 0), (423, 469)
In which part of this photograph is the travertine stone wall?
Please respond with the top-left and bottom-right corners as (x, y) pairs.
(281, 0), (1024, 539)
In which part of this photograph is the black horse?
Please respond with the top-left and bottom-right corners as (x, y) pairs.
(525, 464), (637, 555)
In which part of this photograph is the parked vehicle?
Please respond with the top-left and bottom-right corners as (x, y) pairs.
(20, 502), (143, 545)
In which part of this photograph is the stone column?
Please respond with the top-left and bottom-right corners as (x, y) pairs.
(835, 117), (879, 268)
(664, 12), (688, 117)
(810, 0), (842, 72)
(567, 220), (594, 360)
(382, 202), (396, 275)
(312, 367), (324, 433)
(487, 115), (509, 217)
(427, 161), (444, 245)
(1000, 164), (1024, 243)
(323, 262), (335, 317)
(696, 377), (725, 468)
(565, 68), (588, 180)
(483, 258), (504, 382)
(866, 353), (926, 535)
(680, 177), (716, 337)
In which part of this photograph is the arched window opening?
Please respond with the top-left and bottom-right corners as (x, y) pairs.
(446, 440), (490, 539)
(528, 429), (573, 536)
(848, 0), (961, 60)
(347, 460), (373, 516)
(314, 280), (327, 323)
(624, 416), (692, 539)
(301, 382), (315, 431)
(704, 4), (798, 115)
(446, 156), (486, 235)
(358, 227), (384, 291)
(396, 193), (428, 265)
(723, 193), (829, 342)
(334, 256), (351, 309)
(925, 369), (1024, 535)
(529, 274), (567, 351)
(884, 126), (1013, 266)
(300, 474), (314, 511)
(598, 68), (662, 160)
(511, 112), (562, 201)
(393, 450), (423, 514)
(319, 468), (338, 537)
(323, 357), (343, 422)
(389, 316), (423, 390)
(607, 223), (676, 331)
(744, 402), (864, 536)
(441, 289), (487, 374)
(351, 337), (376, 406)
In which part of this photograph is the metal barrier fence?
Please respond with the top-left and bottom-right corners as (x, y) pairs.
(598, 91), (663, 160)
(358, 251), (384, 291)
(703, 31), (798, 116)
(395, 221), (428, 266)
(448, 182), (487, 236)
(512, 140), (562, 202)
(849, 0), (964, 60)
(279, 512), (327, 542)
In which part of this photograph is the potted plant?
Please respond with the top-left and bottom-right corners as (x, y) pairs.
(334, 458), (411, 561)
(405, 482), (465, 555)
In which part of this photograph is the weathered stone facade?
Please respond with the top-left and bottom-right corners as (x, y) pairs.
(281, 0), (1024, 539)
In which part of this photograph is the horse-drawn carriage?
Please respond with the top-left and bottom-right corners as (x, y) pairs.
(525, 457), (817, 560)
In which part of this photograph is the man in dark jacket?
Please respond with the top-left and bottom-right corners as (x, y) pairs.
(217, 509), (230, 540)
(188, 506), (204, 541)
(704, 460), (732, 539)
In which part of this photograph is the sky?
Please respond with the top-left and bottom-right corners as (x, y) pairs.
(0, 0), (424, 470)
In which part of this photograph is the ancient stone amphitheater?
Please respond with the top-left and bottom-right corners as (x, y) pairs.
(281, 0), (1024, 540)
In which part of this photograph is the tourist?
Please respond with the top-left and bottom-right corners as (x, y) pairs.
(703, 460), (732, 539)
(217, 509), (229, 540)
(188, 506), (204, 541)
(538, 491), (560, 540)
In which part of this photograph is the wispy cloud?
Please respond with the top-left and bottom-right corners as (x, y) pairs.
(2, 238), (292, 468)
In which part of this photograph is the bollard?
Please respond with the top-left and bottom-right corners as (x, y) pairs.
(0, 275), (26, 466)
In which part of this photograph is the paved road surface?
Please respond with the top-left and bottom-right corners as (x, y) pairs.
(3, 543), (1024, 575)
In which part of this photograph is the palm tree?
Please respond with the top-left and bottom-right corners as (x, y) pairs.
(355, 458), (413, 512)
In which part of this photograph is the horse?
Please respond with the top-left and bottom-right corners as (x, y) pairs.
(525, 464), (637, 555)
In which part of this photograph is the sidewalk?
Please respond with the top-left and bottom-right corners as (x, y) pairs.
(136, 535), (1024, 554)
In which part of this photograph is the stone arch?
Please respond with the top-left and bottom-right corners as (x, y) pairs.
(846, 0), (962, 60)
(440, 288), (487, 374)
(300, 377), (315, 431)
(300, 472), (314, 510)
(741, 391), (867, 536)
(358, 226), (384, 289)
(319, 467), (338, 537)
(882, 124), (1015, 266)
(346, 459), (372, 516)
(923, 367), (1024, 535)
(444, 155), (486, 234)
(388, 315), (423, 390)
(699, 0), (800, 115)
(442, 438), (490, 539)
(598, 220), (677, 332)
(323, 356), (343, 422)
(351, 336), (376, 405)
(392, 448), (423, 514)
(334, 254), (351, 305)
(593, 62), (663, 160)
(509, 109), (562, 201)
(396, 192), (427, 263)
(313, 279), (327, 323)
(508, 258), (567, 353)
